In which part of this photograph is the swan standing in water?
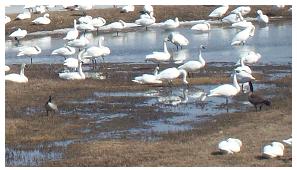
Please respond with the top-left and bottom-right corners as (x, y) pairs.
(237, 51), (262, 65)
(132, 66), (162, 84)
(107, 20), (126, 36)
(51, 45), (76, 59)
(135, 12), (155, 30)
(231, 25), (255, 46)
(209, 5), (229, 20)
(231, 12), (254, 30)
(5, 64), (28, 83)
(262, 142), (284, 158)
(178, 45), (206, 77)
(32, 13), (51, 25)
(9, 28), (27, 45)
(59, 51), (86, 80)
(67, 36), (90, 51)
(218, 138), (242, 154)
(145, 38), (171, 63)
(191, 22), (211, 32)
(256, 10), (269, 25)
(63, 19), (79, 41)
(231, 6), (251, 16)
(155, 67), (188, 86)
(45, 95), (58, 116)
(167, 32), (189, 51)
(84, 36), (111, 64)
(162, 17), (180, 30)
(91, 17), (106, 35)
(208, 72), (240, 111)
(17, 45), (42, 64)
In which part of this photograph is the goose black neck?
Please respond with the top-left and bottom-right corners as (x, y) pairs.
(249, 81), (254, 92)
(48, 96), (52, 102)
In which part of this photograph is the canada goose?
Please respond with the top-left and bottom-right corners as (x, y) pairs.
(45, 95), (58, 116)
(248, 81), (271, 111)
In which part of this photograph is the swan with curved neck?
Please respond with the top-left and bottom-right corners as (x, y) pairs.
(5, 63), (28, 83)
(135, 12), (155, 30)
(231, 25), (255, 46)
(132, 66), (162, 84)
(32, 13), (50, 25)
(59, 51), (86, 80)
(145, 38), (171, 63)
(178, 45), (206, 77)
(63, 19), (79, 41)
(155, 67), (188, 86)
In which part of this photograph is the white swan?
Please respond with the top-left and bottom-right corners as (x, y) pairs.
(78, 15), (92, 24)
(156, 67), (188, 86)
(35, 5), (46, 14)
(167, 32), (189, 51)
(237, 51), (261, 65)
(121, 5), (135, 13)
(231, 12), (254, 30)
(162, 17), (180, 30)
(91, 17), (106, 34)
(218, 138), (242, 154)
(107, 20), (126, 36)
(256, 10), (269, 24)
(51, 45), (76, 59)
(208, 73), (240, 105)
(231, 25), (255, 46)
(84, 36), (111, 63)
(5, 16), (11, 24)
(231, 6), (251, 16)
(77, 22), (95, 36)
(9, 28), (27, 45)
(5, 63), (28, 83)
(32, 13), (51, 25)
(16, 11), (31, 20)
(191, 22), (211, 32)
(222, 13), (242, 24)
(135, 12), (155, 30)
(262, 142), (284, 158)
(59, 51), (86, 80)
(209, 5), (229, 19)
(178, 45), (206, 76)
(63, 19), (79, 41)
(158, 88), (188, 106)
(5, 65), (10, 72)
(132, 66), (162, 84)
(17, 45), (42, 64)
(67, 36), (90, 50)
(145, 38), (171, 63)
(283, 138), (292, 145)
(141, 5), (154, 14)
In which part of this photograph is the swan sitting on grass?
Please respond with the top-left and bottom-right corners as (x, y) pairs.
(5, 64), (28, 83)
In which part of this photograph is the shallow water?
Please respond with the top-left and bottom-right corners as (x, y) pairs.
(5, 20), (292, 65)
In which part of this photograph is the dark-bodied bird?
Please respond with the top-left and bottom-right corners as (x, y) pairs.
(248, 81), (271, 111)
(45, 95), (58, 116)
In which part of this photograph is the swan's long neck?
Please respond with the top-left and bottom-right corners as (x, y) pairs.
(240, 58), (245, 67)
(198, 49), (205, 66)
(233, 74), (240, 91)
(163, 41), (168, 53)
(20, 64), (25, 76)
(77, 51), (85, 77)
(74, 20), (77, 30)
(179, 69), (188, 84)
(98, 37), (103, 47)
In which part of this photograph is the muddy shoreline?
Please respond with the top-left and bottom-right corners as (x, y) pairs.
(5, 62), (292, 166)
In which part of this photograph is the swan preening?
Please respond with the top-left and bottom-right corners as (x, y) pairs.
(167, 32), (189, 50)
(218, 138), (242, 154)
(262, 142), (284, 158)
(231, 25), (255, 46)
(32, 13), (51, 25)
(5, 64), (28, 83)
(45, 95), (58, 116)
(145, 38), (171, 63)
(59, 50), (86, 80)
(256, 10), (269, 24)
(132, 66), (162, 84)
(162, 17), (180, 30)
(178, 45), (206, 76)
(248, 81), (271, 111)
(17, 45), (42, 64)
(67, 36), (90, 50)
(237, 51), (262, 65)
(107, 20), (126, 36)
(231, 12), (253, 30)
(135, 12), (155, 30)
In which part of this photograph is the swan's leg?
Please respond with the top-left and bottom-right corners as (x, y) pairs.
(30, 58), (33, 64)
(116, 31), (119, 36)
(97, 28), (99, 35)
(146, 26), (148, 31)
(226, 98), (229, 113)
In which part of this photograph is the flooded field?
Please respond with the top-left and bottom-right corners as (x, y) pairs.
(5, 19), (292, 166)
